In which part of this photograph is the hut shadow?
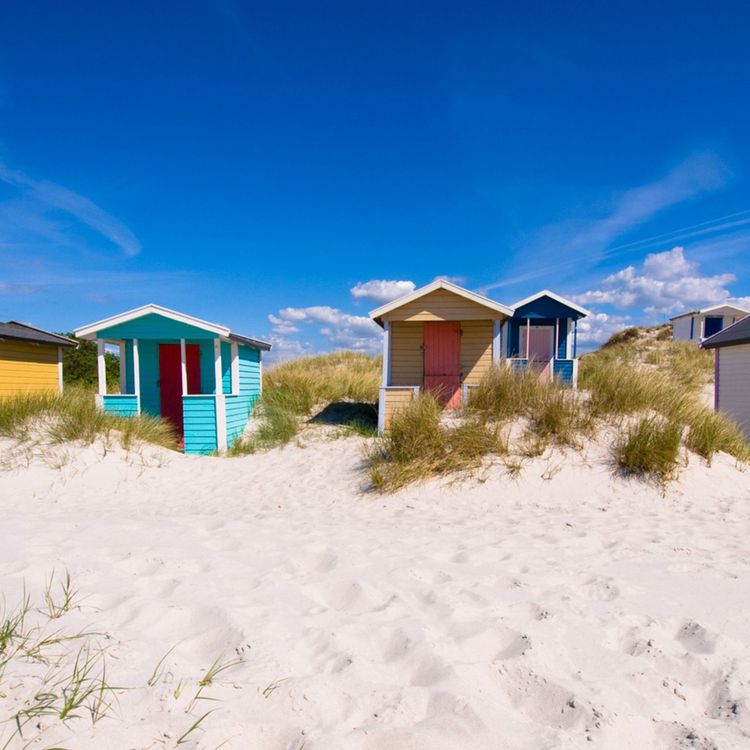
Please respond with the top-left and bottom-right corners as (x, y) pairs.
(309, 402), (378, 434)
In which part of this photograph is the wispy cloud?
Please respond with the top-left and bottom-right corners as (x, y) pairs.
(0, 163), (141, 257)
(478, 153), (729, 294)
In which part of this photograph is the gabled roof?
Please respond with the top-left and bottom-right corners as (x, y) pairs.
(75, 304), (271, 350)
(701, 314), (750, 349)
(369, 279), (513, 325)
(0, 321), (77, 348)
(510, 289), (590, 318)
(670, 303), (750, 321)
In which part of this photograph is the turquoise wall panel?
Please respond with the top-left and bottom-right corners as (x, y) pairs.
(124, 340), (135, 393)
(238, 346), (260, 395)
(102, 395), (139, 417)
(138, 339), (161, 416)
(96, 313), (217, 341)
(183, 396), (218, 454)
(225, 394), (259, 445)
(221, 342), (232, 394)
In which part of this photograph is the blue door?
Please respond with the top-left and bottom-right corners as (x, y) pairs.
(704, 316), (723, 338)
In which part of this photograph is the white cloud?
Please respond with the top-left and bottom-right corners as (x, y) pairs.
(0, 162), (141, 257)
(267, 305), (382, 353)
(576, 312), (632, 345)
(350, 279), (415, 303)
(573, 246), (737, 318)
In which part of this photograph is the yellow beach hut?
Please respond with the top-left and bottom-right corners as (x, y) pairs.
(0, 322), (77, 397)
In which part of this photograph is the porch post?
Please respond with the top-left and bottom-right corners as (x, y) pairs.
(96, 339), (107, 397)
(492, 320), (501, 364)
(525, 319), (530, 359)
(573, 320), (577, 358)
(180, 338), (188, 395)
(132, 338), (141, 413)
(119, 341), (127, 394)
(58, 346), (63, 395)
(214, 339), (227, 452)
(382, 321), (391, 386)
(555, 319), (560, 359)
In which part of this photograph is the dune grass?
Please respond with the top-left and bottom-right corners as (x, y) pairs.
(367, 393), (504, 492)
(369, 332), (747, 490)
(614, 417), (683, 483)
(0, 387), (177, 452)
(231, 351), (381, 453)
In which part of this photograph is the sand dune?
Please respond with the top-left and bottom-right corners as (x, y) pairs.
(1, 434), (749, 748)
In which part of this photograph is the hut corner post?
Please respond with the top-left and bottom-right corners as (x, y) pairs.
(213, 338), (228, 452)
(378, 321), (390, 433)
(95, 338), (106, 409)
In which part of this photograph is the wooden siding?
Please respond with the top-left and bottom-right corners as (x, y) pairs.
(383, 289), (503, 323)
(182, 395), (218, 454)
(383, 387), (415, 429)
(102, 395), (139, 417)
(390, 321), (423, 385)
(717, 345), (750, 438)
(0, 341), (59, 397)
(460, 320), (493, 385)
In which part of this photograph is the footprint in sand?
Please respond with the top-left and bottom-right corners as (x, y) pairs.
(675, 621), (715, 654)
(584, 576), (620, 601)
(496, 665), (597, 731)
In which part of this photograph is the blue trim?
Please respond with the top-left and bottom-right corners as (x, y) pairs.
(690, 317), (695, 339)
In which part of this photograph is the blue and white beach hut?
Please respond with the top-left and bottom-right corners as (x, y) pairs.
(505, 290), (589, 386)
(75, 305), (270, 454)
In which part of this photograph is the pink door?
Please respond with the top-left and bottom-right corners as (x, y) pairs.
(526, 327), (554, 382)
(159, 344), (201, 437)
(423, 322), (462, 408)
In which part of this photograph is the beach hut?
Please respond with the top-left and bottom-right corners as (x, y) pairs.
(0, 322), (77, 398)
(670, 303), (749, 343)
(370, 281), (590, 431)
(75, 305), (271, 454)
(701, 314), (750, 439)
(506, 290), (590, 386)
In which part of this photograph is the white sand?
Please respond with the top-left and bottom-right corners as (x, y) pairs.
(1, 434), (749, 749)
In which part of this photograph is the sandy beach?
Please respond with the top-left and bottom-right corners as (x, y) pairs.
(1, 433), (749, 749)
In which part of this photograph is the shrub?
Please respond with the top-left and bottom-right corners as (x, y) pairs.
(614, 417), (682, 483)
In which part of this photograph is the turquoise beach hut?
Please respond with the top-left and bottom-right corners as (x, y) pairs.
(75, 305), (271, 454)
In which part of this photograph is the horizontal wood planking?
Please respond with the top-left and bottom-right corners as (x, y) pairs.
(183, 395), (218, 454)
(383, 387), (415, 428)
(382, 289), (504, 322)
(460, 320), (493, 385)
(0, 341), (59, 395)
(717, 344), (750, 438)
(390, 322), (423, 385)
(102, 395), (139, 417)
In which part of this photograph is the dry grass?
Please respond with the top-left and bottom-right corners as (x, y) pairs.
(367, 394), (504, 492)
(232, 351), (381, 453)
(369, 328), (747, 490)
(0, 387), (177, 452)
(614, 417), (683, 484)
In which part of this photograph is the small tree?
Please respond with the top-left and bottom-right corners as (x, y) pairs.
(59, 334), (120, 390)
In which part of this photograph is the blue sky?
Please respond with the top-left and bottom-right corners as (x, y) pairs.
(1, 1), (750, 357)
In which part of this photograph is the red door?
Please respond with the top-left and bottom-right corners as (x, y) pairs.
(159, 344), (201, 436)
(423, 322), (461, 408)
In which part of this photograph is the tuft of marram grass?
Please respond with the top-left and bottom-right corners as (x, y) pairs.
(367, 393), (504, 492)
(614, 417), (682, 484)
(684, 407), (750, 465)
(0, 387), (178, 451)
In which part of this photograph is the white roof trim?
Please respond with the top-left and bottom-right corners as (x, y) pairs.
(75, 304), (230, 340)
(670, 303), (750, 321)
(510, 289), (590, 317)
(369, 279), (513, 322)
